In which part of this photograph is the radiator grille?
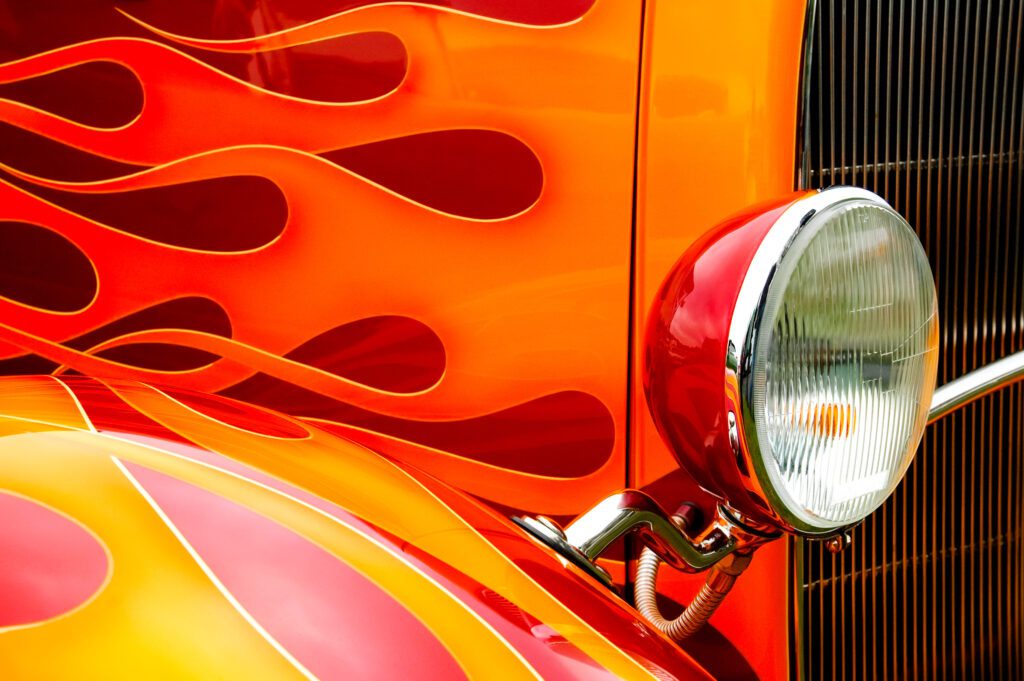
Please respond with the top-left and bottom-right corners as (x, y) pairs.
(798, 1), (1024, 679)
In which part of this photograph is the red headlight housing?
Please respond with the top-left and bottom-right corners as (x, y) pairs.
(644, 187), (939, 536)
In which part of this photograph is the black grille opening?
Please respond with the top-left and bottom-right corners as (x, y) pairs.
(798, 1), (1024, 680)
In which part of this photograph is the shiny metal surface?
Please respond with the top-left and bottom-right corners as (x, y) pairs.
(565, 491), (739, 572)
(929, 350), (1024, 423)
(517, 490), (779, 582)
(726, 185), (930, 535)
(512, 516), (614, 589)
(634, 548), (753, 640)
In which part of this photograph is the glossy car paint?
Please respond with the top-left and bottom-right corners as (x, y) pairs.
(0, 0), (812, 678)
(631, 4), (806, 679)
(0, 375), (716, 680)
(0, 0), (642, 527)
(644, 196), (802, 526)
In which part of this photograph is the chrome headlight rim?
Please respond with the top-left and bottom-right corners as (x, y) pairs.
(725, 186), (937, 536)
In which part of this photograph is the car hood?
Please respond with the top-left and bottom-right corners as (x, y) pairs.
(0, 375), (712, 680)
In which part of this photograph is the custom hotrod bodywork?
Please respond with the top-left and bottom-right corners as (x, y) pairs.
(0, 375), (709, 679)
(0, 1), (800, 677)
(1, 1), (1021, 679)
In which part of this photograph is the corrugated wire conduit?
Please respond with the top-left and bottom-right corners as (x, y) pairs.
(634, 547), (753, 640)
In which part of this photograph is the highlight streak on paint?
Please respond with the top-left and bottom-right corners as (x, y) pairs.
(99, 432), (543, 681)
(110, 456), (320, 681)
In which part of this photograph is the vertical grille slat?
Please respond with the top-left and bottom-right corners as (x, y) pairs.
(797, 2), (1024, 678)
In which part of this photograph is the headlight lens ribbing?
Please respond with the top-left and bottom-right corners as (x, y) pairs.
(748, 198), (938, 530)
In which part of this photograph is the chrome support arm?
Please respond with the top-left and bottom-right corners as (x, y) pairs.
(514, 490), (779, 590)
(562, 491), (736, 572)
(929, 350), (1024, 423)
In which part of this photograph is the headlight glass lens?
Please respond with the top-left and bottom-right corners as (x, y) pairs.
(751, 199), (938, 530)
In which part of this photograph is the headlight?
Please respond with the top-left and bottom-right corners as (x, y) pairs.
(645, 187), (939, 536)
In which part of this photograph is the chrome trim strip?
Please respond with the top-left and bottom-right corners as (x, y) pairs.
(795, 0), (820, 189)
(928, 350), (1024, 423)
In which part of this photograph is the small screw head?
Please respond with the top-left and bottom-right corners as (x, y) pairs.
(700, 527), (728, 551)
(825, 533), (852, 554)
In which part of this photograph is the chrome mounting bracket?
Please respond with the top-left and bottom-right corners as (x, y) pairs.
(514, 490), (779, 590)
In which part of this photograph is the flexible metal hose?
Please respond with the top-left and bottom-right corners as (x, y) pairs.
(634, 547), (752, 640)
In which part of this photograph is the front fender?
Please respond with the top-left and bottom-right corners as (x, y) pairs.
(0, 375), (712, 680)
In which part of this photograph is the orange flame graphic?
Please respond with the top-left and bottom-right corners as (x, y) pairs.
(0, 0), (642, 516)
